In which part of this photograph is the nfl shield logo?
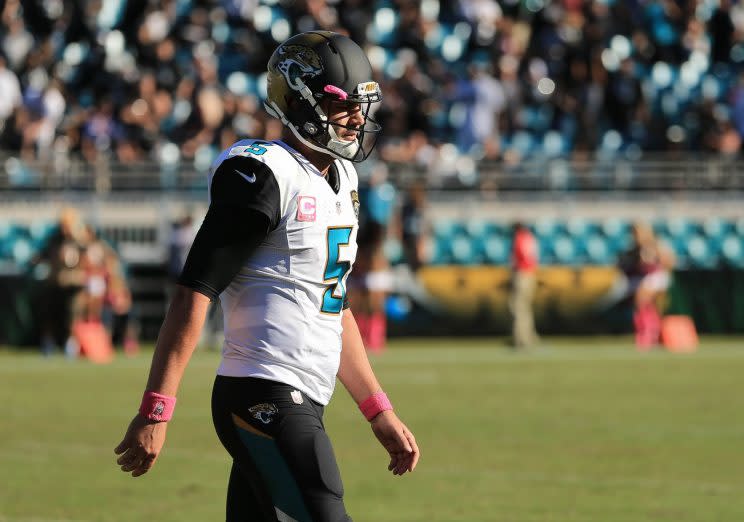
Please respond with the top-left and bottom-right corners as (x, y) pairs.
(336, 201), (342, 214)
(290, 390), (303, 404)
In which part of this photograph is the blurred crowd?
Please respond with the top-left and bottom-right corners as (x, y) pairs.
(2, 0), (744, 183)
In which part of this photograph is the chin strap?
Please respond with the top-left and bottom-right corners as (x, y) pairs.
(264, 100), (361, 161)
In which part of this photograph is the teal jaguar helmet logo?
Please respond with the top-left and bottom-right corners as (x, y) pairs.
(276, 45), (323, 90)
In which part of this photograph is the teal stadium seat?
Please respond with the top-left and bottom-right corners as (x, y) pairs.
(450, 234), (477, 265)
(12, 237), (34, 267)
(430, 220), (460, 265)
(534, 217), (562, 239)
(735, 218), (744, 237)
(0, 223), (22, 261)
(29, 221), (57, 249)
(685, 234), (715, 268)
(721, 235), (744, 267)
(383, 238), (403, 265)
(483, 235), (509, 265)
(702, 217), (730, 247)
(585, 234), (612, 265)
(552, 235), (577, 265)
(423, 218), (741, 268)
(600, 218), (630, 259)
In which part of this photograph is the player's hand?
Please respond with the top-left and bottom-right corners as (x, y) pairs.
(370, 410), (419, 476)
(114, 414), (168, 477)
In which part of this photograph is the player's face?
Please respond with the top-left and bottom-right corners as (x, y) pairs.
(325, 99), (365, 142)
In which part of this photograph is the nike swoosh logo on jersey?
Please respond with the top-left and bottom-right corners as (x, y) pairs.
(236, 169), (257, 183)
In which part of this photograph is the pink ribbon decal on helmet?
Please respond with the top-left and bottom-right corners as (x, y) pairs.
(323, 85), (348, 100)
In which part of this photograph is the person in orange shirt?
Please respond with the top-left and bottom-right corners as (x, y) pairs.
(510, 222), (539, 348)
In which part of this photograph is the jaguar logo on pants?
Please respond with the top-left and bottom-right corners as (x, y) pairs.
(248, 403), (279, 424)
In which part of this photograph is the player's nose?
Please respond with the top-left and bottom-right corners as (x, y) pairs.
(348, 107), (365, 128)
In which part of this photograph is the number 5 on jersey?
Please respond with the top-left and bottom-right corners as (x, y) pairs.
(321, 226), (353, 314)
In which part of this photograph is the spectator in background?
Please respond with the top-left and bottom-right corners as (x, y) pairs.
(400, 181), (428, 273)
(349, 166), (396, 352)
(81, 224), (139, 354)
(0, 54), (21, 127)
(618, 222), (675, 350)
(33, 207), (88, 356)
(79, 226), (109, 323)
(106, 258), (138, 355)
(509, 222), (539, 349)
(709, 0), (734, 65)
(167, 213), (196, 285)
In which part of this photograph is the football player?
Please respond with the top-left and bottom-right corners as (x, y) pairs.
(114, 31), (419, 521)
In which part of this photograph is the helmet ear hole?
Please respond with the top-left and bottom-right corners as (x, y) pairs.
(285, 95), (301, 110)
(304, 122), (319, 135)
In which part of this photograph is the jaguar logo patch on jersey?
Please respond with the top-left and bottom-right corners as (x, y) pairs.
(248, 403), (278, 424)
(350, 190), (360, 220)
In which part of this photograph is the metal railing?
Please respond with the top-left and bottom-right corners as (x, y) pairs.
(2, 154), (744, 193)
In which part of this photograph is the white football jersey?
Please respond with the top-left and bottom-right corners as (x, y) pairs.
(210, 139), (360, 405)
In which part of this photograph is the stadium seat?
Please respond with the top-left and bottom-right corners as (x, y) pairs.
(702, 217), (733, 241)
(735, 217), (744, 237)
(464, 219), (494, 241)
(12, 238), (34, 267)
(450, 234), (477, 265)
(601, 218), (630, 241)
(428, 235), (452, 265)
(29, 221), (57, 249)
(665, 217), (693, 239)
(384, 238), (403, 265)
(534, 217), (563, 239)
(0, 223), (22, 260)
(542, 131), (567, 158)
(721, 235), (744, 267)
(483, 236), (509, 265)
(685, 235), (715, 268)
(510, 130), (536, 157)
(584, 234), (612, 265)
(565, 217), (593, 238)
(552, 235), (577, 265)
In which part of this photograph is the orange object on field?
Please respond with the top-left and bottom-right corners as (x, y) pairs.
(660, 315), (698, 353)
(72, 320), (115, 364)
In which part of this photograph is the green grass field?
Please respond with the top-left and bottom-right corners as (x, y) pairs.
(2, 336), (744, 522)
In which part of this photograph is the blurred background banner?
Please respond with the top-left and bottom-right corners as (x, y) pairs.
(387, 265), (744, 336)
(1, 0), (743, 347)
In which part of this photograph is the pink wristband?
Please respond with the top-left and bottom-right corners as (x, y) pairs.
(139, 391), (177, 422)
(358, 392), (393, 421)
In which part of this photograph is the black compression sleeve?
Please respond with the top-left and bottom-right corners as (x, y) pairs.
(177, 207), (271, 300)
(176, 153), (281, 300)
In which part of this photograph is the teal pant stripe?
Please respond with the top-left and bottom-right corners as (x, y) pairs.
(236, 426), (313, 522)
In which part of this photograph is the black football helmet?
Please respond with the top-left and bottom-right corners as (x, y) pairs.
(264, 31), (382, 162)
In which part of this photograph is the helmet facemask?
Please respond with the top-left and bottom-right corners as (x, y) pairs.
(306, 84), (382, 163)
